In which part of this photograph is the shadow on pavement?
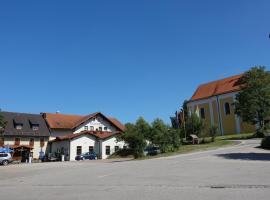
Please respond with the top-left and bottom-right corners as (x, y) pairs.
(216, 153), (270, 161)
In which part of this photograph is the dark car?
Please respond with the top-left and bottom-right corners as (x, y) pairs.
(75, 152), (97, 161)
(143, 146), (161, 156)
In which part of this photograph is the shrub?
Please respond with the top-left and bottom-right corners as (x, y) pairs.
(209, 125), (218, 142)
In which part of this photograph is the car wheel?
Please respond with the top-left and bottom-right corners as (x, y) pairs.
(2, 160), (9, 166)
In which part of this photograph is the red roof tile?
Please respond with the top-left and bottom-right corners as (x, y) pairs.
(51, 130), (121, 142)
(43, 112), (126, 132)
(191, 74), (243, 101)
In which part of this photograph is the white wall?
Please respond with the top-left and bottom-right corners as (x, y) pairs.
(101, 136), (125, 159)
(74, 116), (118, 133)
(70, 135), (97, 161)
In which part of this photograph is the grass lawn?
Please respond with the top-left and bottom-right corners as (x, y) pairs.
(216, 132), (255, 140)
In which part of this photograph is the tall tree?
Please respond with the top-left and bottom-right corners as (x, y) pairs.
(135, 117), (152, 141)
(185, 113), (204, 137)
(151, 118), (170, 153)
(235, 66), (270, 136)
(117, 122), (146, 158)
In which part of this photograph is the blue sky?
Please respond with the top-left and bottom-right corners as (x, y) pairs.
(0, 0), (269, 124)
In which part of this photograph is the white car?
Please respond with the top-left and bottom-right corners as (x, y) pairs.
(0, 153), (12, 166)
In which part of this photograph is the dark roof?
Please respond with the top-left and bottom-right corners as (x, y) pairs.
(0, 111), (50, 137)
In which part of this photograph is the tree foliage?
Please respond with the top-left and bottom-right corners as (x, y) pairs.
(235, 66), (270, 135)
(185, 113), (204, 137)
(117, 122), (147, 158)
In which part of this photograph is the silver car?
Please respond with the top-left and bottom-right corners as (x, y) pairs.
(0, 153), (12, 166)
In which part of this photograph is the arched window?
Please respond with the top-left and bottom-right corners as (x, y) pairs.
(200, 108), (205, 119)
(224, 102), (231, 115)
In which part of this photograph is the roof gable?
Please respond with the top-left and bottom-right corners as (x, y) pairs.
(43, 112), (126, 132)
(191, 74), (243, 101)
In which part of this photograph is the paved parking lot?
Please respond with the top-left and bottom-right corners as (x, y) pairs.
(1, 139), (270, 200)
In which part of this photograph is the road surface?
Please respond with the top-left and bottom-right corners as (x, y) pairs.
(0, 139), (270, 200)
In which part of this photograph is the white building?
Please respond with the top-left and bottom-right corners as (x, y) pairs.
(43, 112), (126, 160)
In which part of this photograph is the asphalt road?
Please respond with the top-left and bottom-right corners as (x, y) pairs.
(1, 139), (270, 200)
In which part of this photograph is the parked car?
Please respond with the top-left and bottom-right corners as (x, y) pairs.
(0, 153), (12, 166)
(75, 152), (97, 161)
(144, 146), (161, 156)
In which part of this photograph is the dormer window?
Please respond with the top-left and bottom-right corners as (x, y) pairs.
(84, 126), (88, 131)
(13, 117), (23, 130)
(104, 127), (108, 131)
(29, 119), (39, 131)
(16, 124), (23, 130)
(99, 127), (102, 131)
(32, 125), (39, 131)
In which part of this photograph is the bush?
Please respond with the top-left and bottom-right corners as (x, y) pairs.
(209, 125), (218, 142)
(261, 136), (270, 150)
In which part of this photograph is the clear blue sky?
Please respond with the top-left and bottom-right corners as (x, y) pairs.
(0, 0), (269, 124)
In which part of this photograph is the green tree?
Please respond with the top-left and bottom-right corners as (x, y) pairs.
(185, 113), (204, 137)
(151, 119), (171, 153)
(235, 66), (270, 136)
(135, 117), (152, 141)
(117, 122), (146, 158)
(168, 128), (181, 150)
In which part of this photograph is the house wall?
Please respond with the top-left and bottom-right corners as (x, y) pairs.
(3, 136), (49, 159)
(70, 135), (97, 161)
(219, 97), (237, 135)
(101, 137), (125, 159)
(74, 116), (118, 133)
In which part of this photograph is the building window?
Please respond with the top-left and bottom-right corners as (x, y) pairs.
(224, 102), (231, 115)
(114, 146), (119, 152)
(15, 138), (20, 145)
(104, 127), (108, 131)
(16, 124), (23, 130)
(40, 138), (45, 147)
(84, 126), (88, 131)
(89, 146), (94, 152)
(77, 146), (82, 155)
(29, 138), (34, 146)
(99, 127), (102, 131)
(32, 125), (39, 131)
(0, 137), (4, 146)
(90, 126), (94, 131)
(200, 108), (205, 119)
(106, 146), (110, 155)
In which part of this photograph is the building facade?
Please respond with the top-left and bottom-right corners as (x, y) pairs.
(0, 111), (50, 161)
(43, 112), (126, 160)
(187, 74), (256, 135)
